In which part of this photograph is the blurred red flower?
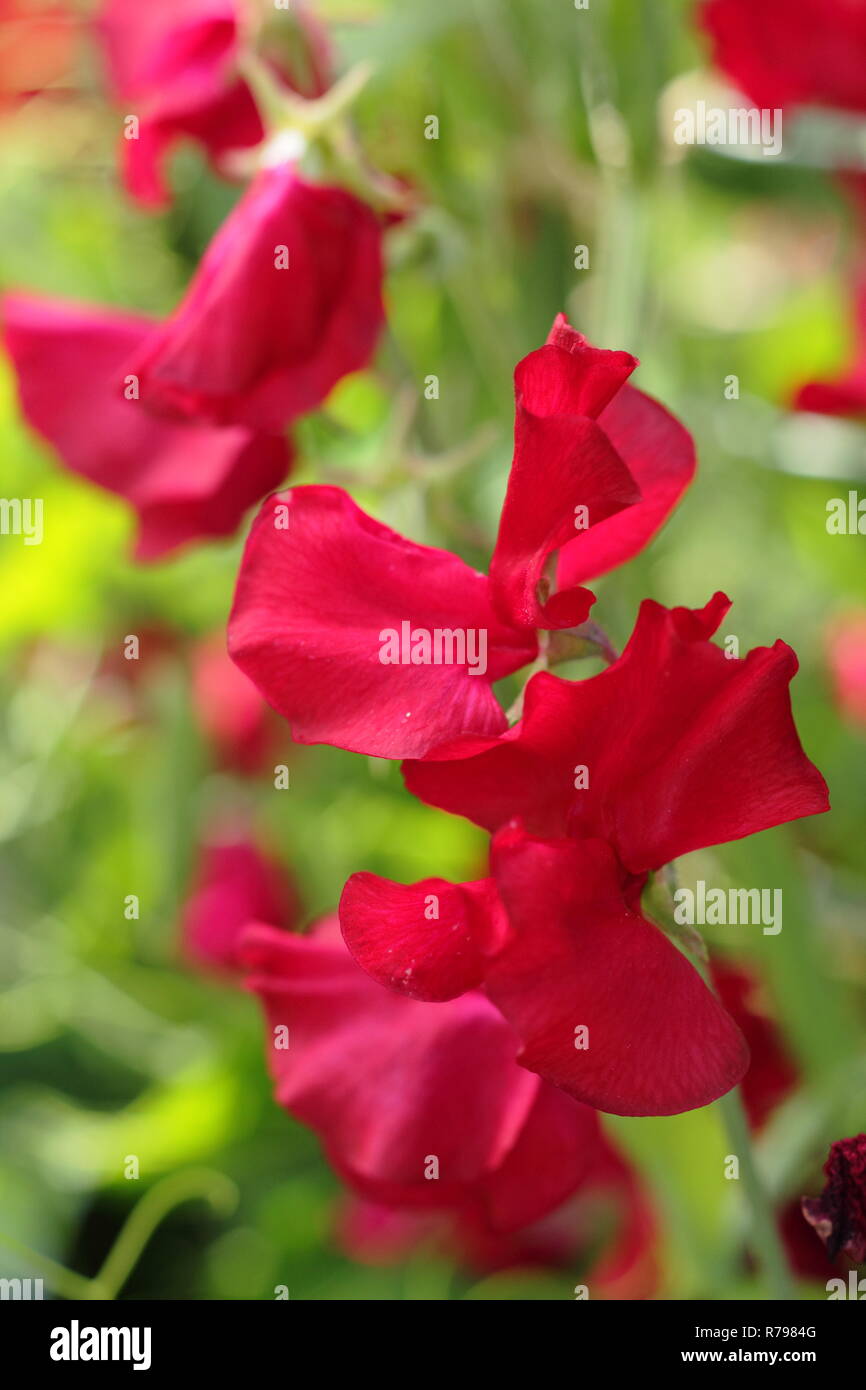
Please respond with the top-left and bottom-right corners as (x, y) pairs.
(826, 613), (866, 728)
(96, 0), (331, 206)
(243, 911), (658, 1292)
(700, 0), (866, 114)
(2, 293), (291, 559)
(793, 280), (866, 418)
(340, 1137), (658, 1297)
(129, 165), (386, 433)
(183, 836), (300, 974)
(191, 634), (284, 775)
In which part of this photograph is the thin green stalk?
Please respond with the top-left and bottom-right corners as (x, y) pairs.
(0, 1233), (104, 1300)
(647, 886), (797, 1300)
(94, 1168), (238, 1300)
(0, 1167), (237, 1302)
(718, 1089), (797, 1300)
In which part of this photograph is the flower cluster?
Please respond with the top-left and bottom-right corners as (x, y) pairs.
(2, 0), (836, 1287)
(228, 311), (829, 1121)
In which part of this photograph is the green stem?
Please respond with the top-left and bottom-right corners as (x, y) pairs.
(718, 1089), (797, 1300)
(0, 1167), (237, 1302)
(0, 1234), (104, 1300)
(95, 1168), (238, 1300)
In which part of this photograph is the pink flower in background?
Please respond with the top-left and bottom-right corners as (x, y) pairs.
(228, 317), (695, 759)
(243, 911), (658, 1293)
(2, 293), (291, 559)
(341, 1136), (658, 1297)
(191, 635), (284, 775)
(826, 613), (866, 728)
(183, 837), (299, 974)
(96, 0), (331, 206)
(129, 166), (386, 432)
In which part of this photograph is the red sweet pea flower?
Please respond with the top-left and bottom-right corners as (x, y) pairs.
(802, 1133), (866, 1263)
(96, 0), (331, 207)
(700, 0), (866, 115)
(129, 165), (386, 433)
(228, 317), (695, 758)
(340, 596), (828, 1114)
(241, 914), (606, 1229)
(2, 293), (290, 560)
(182, 836), (299, 974)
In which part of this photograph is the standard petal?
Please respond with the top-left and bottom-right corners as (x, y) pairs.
(542, 314), (638, 417)
(487, 829), (750, 1116)
(228, 486), (536, 758)
(339, 873), (508, 1001)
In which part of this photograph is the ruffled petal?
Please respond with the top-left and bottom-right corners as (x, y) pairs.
(405, 594), (829, 872)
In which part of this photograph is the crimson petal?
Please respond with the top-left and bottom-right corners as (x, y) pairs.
(129, 167), (385, 431)
(228, 486), (536, 759)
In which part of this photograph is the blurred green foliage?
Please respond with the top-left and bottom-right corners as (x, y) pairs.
(0, 0), (864, 1300)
